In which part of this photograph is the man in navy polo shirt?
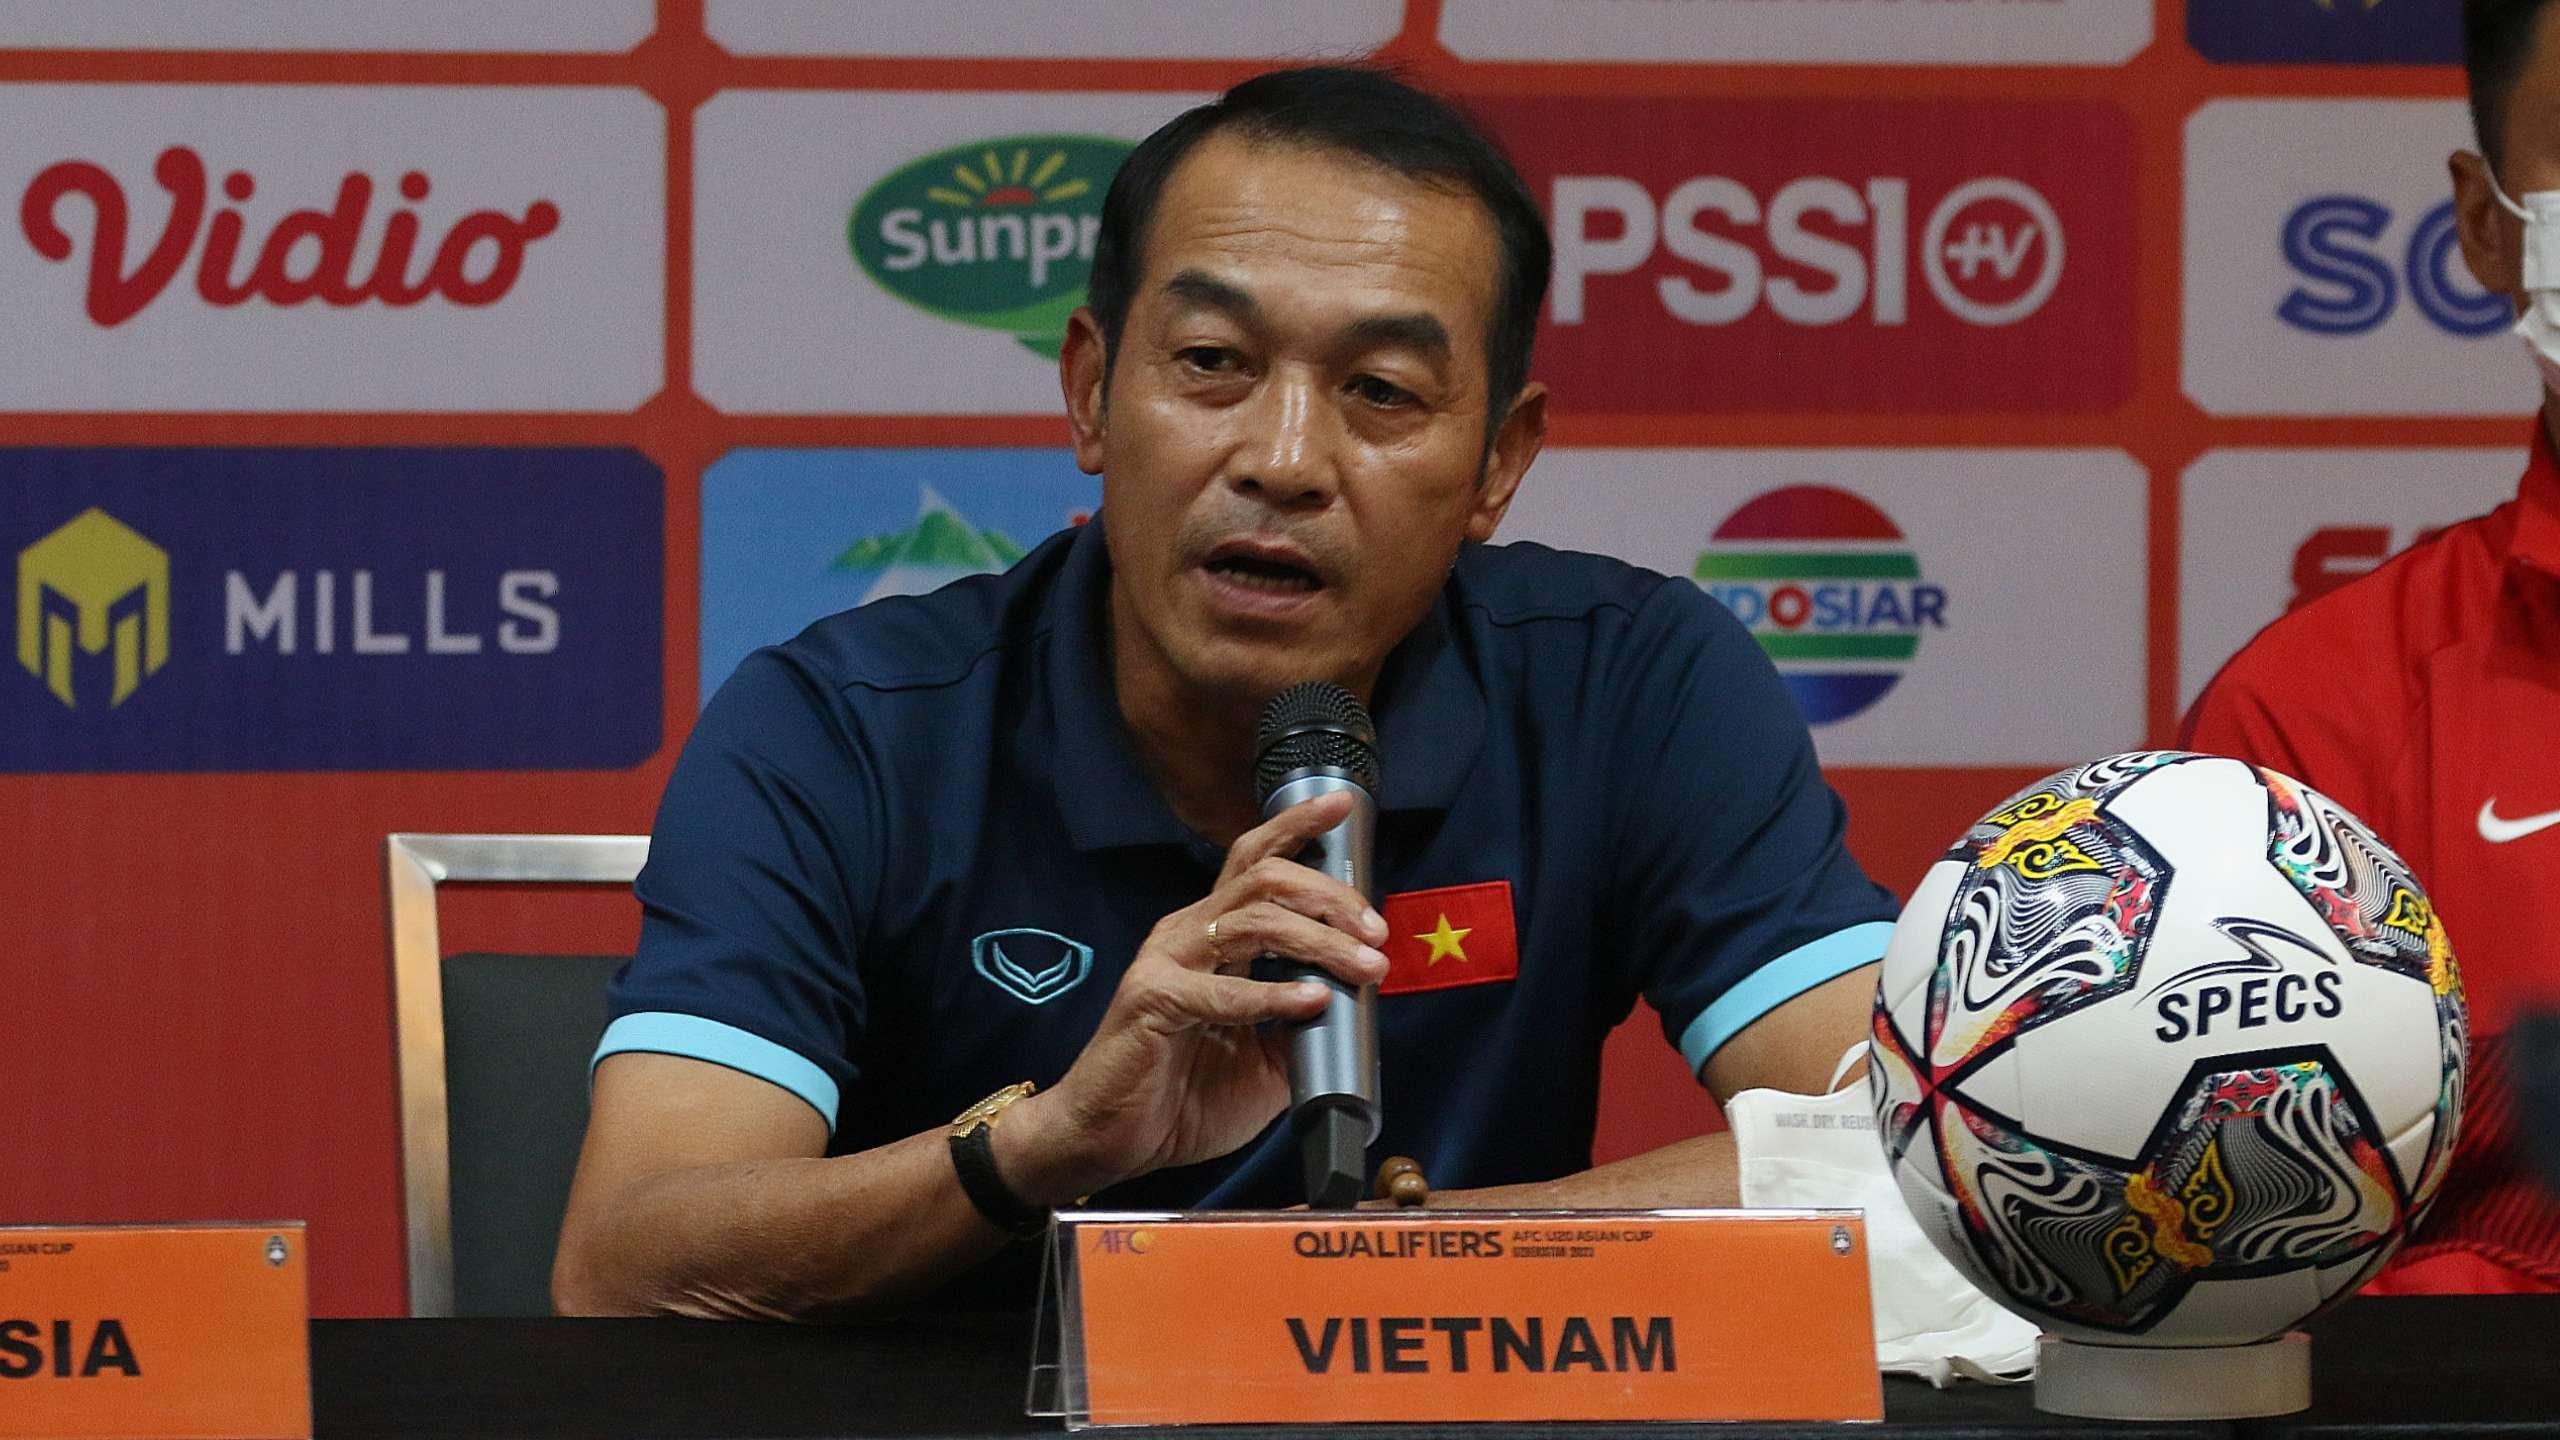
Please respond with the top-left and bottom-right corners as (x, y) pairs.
(554, 67), (1896, 1317)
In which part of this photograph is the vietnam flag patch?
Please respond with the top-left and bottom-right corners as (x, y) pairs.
(1377, 881), (1519, 995)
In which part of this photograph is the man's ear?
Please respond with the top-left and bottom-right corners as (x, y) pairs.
(1061, 307), (1110, 477)
(2451, 150), (2526, 297)
(1466, 381), (1547, 544)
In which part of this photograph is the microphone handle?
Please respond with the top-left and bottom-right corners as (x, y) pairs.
(1260, 770), (1382, 1207)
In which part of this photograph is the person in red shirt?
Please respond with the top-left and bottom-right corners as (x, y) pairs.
(2185, 0), (2560, 1294)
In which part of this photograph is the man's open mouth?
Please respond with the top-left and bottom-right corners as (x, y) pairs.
(1204, 544), (1324, 594)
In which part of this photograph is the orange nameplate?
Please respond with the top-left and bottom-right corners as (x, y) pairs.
(1058, 1210), (1879, 1425)
(0, 1223), (310, 1440)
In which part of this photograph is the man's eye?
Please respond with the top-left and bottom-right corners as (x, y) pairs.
(1178, 346), (1237, 373)
(1349, 374), (1416, 408)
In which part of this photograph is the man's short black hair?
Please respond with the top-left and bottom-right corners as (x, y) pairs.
(2469, 0), (2560, 172)
(1085, 66), (1551, 444)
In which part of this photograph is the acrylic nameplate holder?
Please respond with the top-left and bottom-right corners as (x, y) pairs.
(1028, 1208), (1879, 1427)
(0, 1221), (310, 1440)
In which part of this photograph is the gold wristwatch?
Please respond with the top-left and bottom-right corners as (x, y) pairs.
(948, 1082), (1046, 1237)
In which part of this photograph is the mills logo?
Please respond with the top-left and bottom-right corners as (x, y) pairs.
(16, 508), (169, 708)
(849, 135), (1132, 358)
(20, 145), (561, 326)
(2, 448), (660, 772)
(1691, 485), (1948, 726)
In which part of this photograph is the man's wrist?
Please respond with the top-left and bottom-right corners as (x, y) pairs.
(985, 1087), (1123, 1207)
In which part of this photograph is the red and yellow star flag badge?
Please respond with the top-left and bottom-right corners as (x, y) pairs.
(1377, 881), (1518, 995)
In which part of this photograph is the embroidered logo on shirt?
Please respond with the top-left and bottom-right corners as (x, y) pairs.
(971, 927), (1093, 1005)
(2477, 798), (2560, 845)
(1378, 882), (1519, 995)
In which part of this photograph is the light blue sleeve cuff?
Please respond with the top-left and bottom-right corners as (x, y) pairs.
(592, 1012), (841, 1136)
(1675, 920), (1893, 1077)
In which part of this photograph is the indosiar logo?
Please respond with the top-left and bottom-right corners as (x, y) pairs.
(16, 508), (170, 709)
(1692, 485), (1948, 726)
(849, 135), (1133, 358)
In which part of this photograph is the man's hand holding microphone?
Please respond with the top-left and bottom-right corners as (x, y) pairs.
(989, 684), (1389, 1213)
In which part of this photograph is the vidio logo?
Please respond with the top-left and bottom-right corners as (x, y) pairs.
(850, 135), (1133, 359)
(16, 508), (169, 709)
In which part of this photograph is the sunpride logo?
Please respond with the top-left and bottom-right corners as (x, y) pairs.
(851, 135), (1132, 359)
(1692, 484), (1948, 725)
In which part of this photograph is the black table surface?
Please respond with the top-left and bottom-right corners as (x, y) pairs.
(310, 1295), (2560, 1440)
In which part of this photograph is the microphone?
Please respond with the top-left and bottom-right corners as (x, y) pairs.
(1253, 681), (1383, 1210)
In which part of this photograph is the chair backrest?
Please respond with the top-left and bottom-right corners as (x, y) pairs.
(2524, 1011), (2560, 1196)
(386, 833), (648, 1318)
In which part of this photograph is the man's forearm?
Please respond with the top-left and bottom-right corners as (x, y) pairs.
(554, 1129), (1011, 1319)
(555, 1087), (1120, 1319)
(1407, 1131), (1740, 1211)
(559, 1127), (1741, 1315)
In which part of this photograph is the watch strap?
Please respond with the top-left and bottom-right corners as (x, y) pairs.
(949, 1121), (1049, 1238)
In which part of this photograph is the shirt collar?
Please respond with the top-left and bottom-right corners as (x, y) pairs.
(2514, 421), (2560, 577)
(1043, 519), (1486, 853)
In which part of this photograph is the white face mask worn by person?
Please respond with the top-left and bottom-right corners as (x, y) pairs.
(2488, 166), (2560, 393)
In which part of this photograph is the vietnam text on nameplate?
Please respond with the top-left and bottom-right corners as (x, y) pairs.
(1065, 1210), (1879, 1425)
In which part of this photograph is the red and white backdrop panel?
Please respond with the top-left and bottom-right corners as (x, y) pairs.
(0, 0), (2513, 1315)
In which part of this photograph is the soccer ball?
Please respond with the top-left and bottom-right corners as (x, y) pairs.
(1870, 752), (2467, 1347)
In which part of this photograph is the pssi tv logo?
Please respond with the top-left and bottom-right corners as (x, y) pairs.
(850, 135), (1132, 358)
(2279, 194), (2506, 337)
(1554, 174), (2063, 330)
(20, 145), (561, 327)
(15, 508), (168, 708)
(1477, 96), (2134, 415)
(1693, 485), (1947, 725)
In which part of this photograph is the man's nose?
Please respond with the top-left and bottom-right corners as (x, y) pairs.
(1228, 366), (1340, 508)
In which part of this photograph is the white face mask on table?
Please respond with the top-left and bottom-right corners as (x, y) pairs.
(1724, 1042), (2039, 1388)
(2487, 167), (2560, 394)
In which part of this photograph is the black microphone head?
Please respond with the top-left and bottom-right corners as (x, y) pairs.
(1254, 681), (1380, 805)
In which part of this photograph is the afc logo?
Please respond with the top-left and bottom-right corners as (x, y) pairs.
(15, 508), (168, 709)
(1090, 1228), (1154, 1256)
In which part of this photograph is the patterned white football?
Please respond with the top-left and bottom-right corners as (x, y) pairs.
(1871, 752), (2467, 1347)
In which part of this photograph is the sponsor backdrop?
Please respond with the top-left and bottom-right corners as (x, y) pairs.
(0, 0), (2524, 1315)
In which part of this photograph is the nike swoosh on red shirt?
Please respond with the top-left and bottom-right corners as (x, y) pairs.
(2478, 799), (2560, 844)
